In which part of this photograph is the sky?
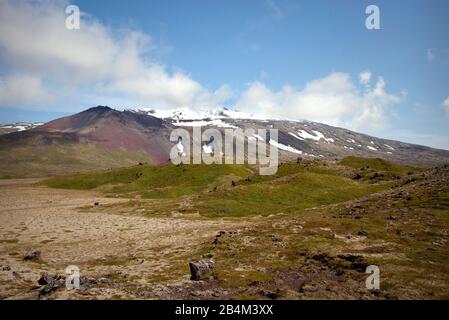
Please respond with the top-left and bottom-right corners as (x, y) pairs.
(0, 0), (448, 149)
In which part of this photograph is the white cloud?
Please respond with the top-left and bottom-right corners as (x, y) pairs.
(0, 0), (228, 110)
(359, 70), (372, 86)
(235, 72), (401, 132)
(0, 0), (402, 134)
(442, 97), (449, 116)
(0, 75), (52, 106)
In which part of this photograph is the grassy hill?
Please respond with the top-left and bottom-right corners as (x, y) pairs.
(339, 156), (423, 173)
(42, 157), (420, 217)
(44, 163), (252, 198)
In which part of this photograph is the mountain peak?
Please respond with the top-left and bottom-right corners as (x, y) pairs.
(85, 105), (113, 113)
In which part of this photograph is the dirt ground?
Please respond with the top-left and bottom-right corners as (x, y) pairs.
(0, 179), (245, 299)
(1, 166), (448, 300)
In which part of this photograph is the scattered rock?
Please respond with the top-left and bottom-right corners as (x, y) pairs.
(259, 289), (279, 299)
(24, 250), (41, 261)
(300, 284), (318, 293)
(336, 255), (369, 272)
(37, 273), (51, 285)
(79, 276), (96, 292)
(357, 230), (368, 236)
(353, 173), (362, 180)
(37, 273), (65, 298)
(212, 230), (226, 245)
(310, 253), (330, 263)
(337, 254), (362, 263)
(371, 172), (380, 179)
(212, 289), (229, 298)
(189, 259), (215, 281)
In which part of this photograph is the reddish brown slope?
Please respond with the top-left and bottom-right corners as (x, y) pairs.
(33, 106), (172, 164)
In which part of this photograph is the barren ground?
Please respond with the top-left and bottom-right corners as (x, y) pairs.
(0, 179), (246, 299)
(1, 163), (448, 300)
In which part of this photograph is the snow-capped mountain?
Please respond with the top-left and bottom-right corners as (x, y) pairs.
(128, 106), (449, 166)
(1, 106), (449, 178)
(131, 106), (270, 121)
(130, 106), (301, 129)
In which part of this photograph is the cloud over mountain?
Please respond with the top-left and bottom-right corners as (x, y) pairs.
(0, 0), (401, 133)
(235, 72), (401, 131)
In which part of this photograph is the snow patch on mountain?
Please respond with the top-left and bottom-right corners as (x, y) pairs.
(0, 122), (44, 132)
(296, 130), (334, 143)
(130, 106), (308, 123)
(269, 140), (303, 154)
(289, 132), (304, 141)
(132, 106), (269, 121)
(172, 119), (238, 128)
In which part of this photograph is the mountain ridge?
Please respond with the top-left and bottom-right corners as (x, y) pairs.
(0, 105), (448, 177)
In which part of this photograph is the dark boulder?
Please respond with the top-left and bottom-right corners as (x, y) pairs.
(37, 273), (65, 298)
(189, 259), (214, 281)
(24, 250), (41, 261)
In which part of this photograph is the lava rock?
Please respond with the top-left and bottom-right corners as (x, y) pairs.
(189, 259), (215, 281)
(37, 273), (65, 298)
(24, 250), (41, 261)
(353, 173), (362, 180)
(260, 289), (279, 299)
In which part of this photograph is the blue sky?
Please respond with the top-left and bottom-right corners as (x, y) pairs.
(0, 0), (448, 149)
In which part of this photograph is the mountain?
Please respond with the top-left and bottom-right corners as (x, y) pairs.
(38, 106), (171, 163)
(133, 106), (449, 167)
(0, 105), (448, 177)
(0, 106), (172, 177)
